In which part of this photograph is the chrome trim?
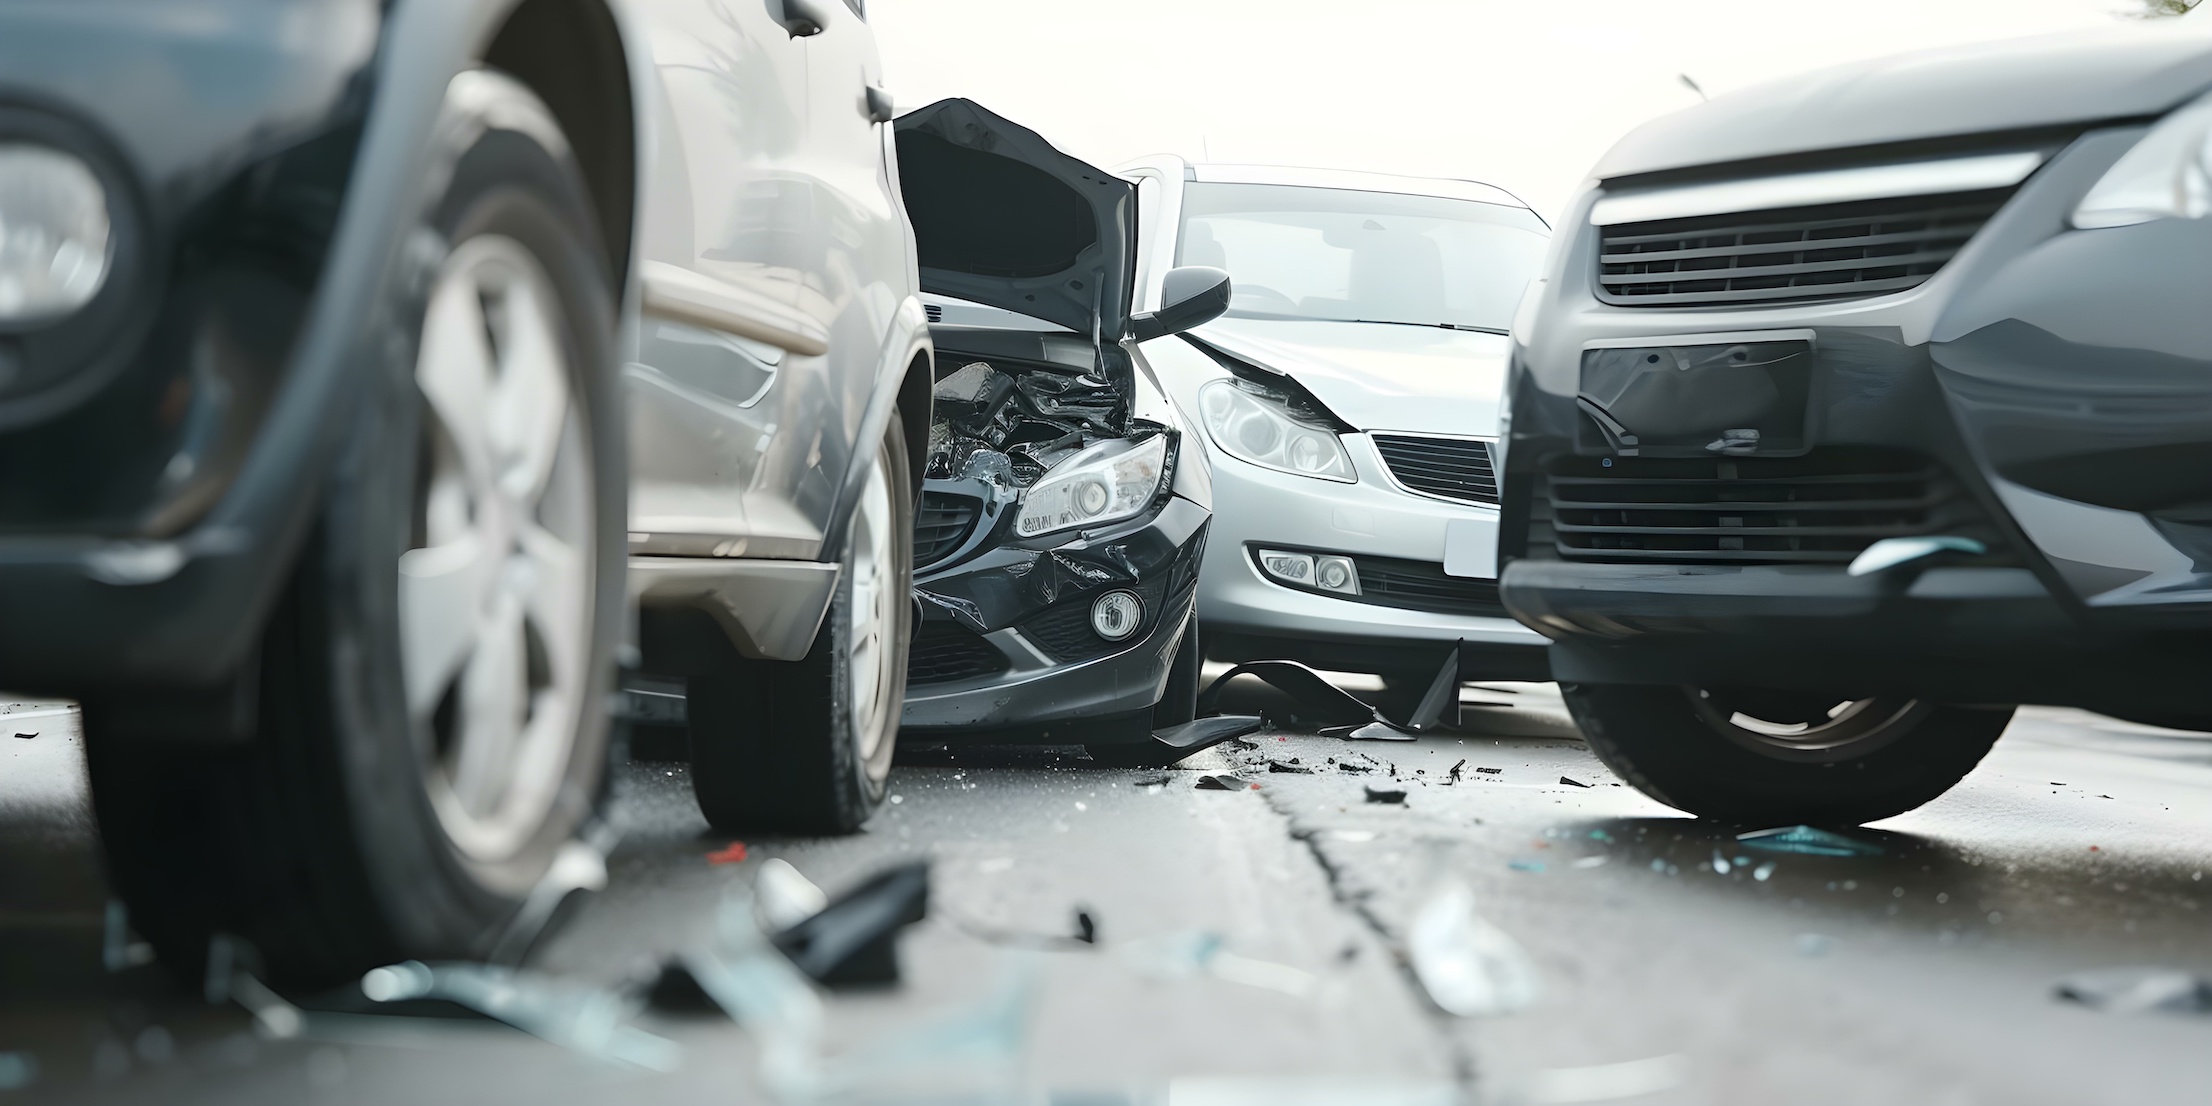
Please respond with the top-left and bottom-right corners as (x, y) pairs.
(1581, 329), (1818, 350)
(1589, 151), (2047, 227)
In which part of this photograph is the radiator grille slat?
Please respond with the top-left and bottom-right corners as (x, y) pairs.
(1373, 435), (1498, 505)
(1597, 189), (2010, 308)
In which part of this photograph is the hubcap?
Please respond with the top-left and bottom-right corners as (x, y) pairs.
(1689, 687), (1925, 762)
(846, 455), (898, 764)
(399, 235), (594, 862)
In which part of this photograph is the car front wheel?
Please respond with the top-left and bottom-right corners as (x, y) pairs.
(1562, 683), (2014, 826)
(86, 71), (624, 986)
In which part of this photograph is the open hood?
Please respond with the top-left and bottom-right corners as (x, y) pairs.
(1192, 318), (1508, 437)
(896, 99), (1135, 343)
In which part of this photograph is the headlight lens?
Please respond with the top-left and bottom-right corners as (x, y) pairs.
(1197, 378), (1354, 482)
(0, 145), (113, 324)
(1013, 433), (1170, 539)
(2073, 94), (2212, 230)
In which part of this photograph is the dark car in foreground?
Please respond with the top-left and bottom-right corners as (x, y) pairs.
(0, 0), (929, 985)
(891, 101), (1228, 764)
(1498, 21), (2212, 825)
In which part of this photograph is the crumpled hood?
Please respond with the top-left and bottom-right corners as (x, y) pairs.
(1597, 21), (2212, 181)
(1190, 318), (1507, 436)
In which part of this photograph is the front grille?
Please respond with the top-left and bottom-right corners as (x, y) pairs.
(1544, 448), (2002, 565)
(1019, 574), (1179, 664)
(906, 621), (1010, 685)
(1373, 435), (1498, 505)
(1351, 556), (1508, 617)
(1597, 189), (2010, 308)
(915, 491), (981, 567)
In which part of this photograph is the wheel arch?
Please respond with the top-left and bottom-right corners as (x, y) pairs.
(896, 346), (934, 501)
(479, 0), (637, 290)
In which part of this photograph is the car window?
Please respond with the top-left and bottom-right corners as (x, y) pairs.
(1177, 182), (1549, 331)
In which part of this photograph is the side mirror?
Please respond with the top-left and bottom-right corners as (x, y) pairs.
(1130, 266), (1231, 342)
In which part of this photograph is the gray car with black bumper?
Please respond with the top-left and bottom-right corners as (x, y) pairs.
(1498, 21), (2212, 825)
(891, 101), (1226, 762)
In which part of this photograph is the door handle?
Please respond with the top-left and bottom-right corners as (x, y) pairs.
(774, 0), (826, 37)
(863, 85), (894, 124)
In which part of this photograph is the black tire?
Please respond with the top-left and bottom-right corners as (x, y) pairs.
(85, 72), (624, 986)
(1562, 682), (2014, 826)
(1085, 616), (1201, 768)
(688, 415), (914, 834)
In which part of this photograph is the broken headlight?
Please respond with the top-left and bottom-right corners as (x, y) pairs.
(1198, 378), (1354, 482)
(2073, 91), (2212, 229)
(0, 144), (112, 325)
(1013, 433), (1170, 539)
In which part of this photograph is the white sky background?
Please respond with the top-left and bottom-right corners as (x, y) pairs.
(873, 0), (2154, 222)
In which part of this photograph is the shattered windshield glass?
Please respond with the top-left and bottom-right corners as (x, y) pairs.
(1176, 183), (1549, 331)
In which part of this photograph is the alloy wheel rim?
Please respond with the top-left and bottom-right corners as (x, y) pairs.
(398, 235), (595, 862)
(1689, 687), (1925, 761)
(847, 456), (897, 765)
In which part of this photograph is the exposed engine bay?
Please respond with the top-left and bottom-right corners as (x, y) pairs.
(927, 358), (1151, 491)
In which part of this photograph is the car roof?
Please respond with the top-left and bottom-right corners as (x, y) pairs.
(1181, 162), (1530, 210)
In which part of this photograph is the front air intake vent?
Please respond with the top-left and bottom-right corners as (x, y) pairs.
(1545, 448), (2007, 565)
(914, 491), (980, 568)
(906, 621), (1009, 685)
(925, 303), (944, 322)
(1597, 189), (2010, 308)
(1373, 435), (1498, 505)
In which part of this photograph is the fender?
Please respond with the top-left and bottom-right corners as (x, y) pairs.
(819, 295), (935, 562)
(0, 0), (642, 691)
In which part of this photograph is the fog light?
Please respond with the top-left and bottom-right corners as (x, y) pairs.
(1257, 548), (1361, 596)
(0, 145), (112, 325)
(1091, 590), (1143, 641)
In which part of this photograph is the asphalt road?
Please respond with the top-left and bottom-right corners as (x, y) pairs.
(4, 681), (2211, 1105)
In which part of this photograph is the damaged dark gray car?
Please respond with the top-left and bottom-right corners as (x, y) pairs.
(893, 101), (1229, 763)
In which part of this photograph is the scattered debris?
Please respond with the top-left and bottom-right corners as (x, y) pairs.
(1336, 762), (1375, 774)
(2054, 968), (2212, 1015)
(1475, 766), (1502, 775)
(1508, 860), (1546, 873)
(1521, 1054), (1690, 1104)
(1364, 786), (1407, 805)
(361, 961), (682, 1070)
(1345, 721), (1417, 742)
(1736, 825), (1884, 858)
(1711, 850), (1732, 875)
(1195, 774), (1251, 791)
(755, 858), (829, 932)
(948, 906), (1100, 952)
(706, 841), (750, 865)
(1195, 660), (1384, 726)
(1447, 759), (1466, 783)
(1408, 881), (1541, 1017)
(12, 732), (33, 740)
(773, 862), (930, 989)
(1266, 761), (1314, 774)
(1133, 775), (1173, 789)
(1753, 862), (1777, 882)
(1558, 775), (1591, 788)
(1143, 715), (1267, 760)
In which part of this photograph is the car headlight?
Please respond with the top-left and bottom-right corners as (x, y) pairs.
(0, 145), (113, 325)
(2072, 93), (2212, 230)
(1197, 378), (1354, 482)
(1014, 433), (1171, 539)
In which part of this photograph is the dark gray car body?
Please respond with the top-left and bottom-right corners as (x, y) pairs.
(1497, 21), (2212, 726)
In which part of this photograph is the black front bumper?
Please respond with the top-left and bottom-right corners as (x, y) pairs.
(900, 494), (1208, 737)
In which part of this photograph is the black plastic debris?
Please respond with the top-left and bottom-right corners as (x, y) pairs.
(948, 905), (1100, 952)
(773, 862), (930, 989)
(1475, 767), (1502, 775)
(1559, 776), (1592, 788)
(1447, 760), (1467, 784)
(646, 960), (721, 1013)
(12, 732), (33, 740)
(2054, 968), (2212, 1015)
(1120, 715), (1266, 763)
(1365, 786), (1408, 805)
(1337, 762), (1374, 774)
(1194, 774), (1252, 791)
(1737, 825), (1884, 858)
(1267, 761), (1314, 774)
(1196, 661), (1383, 726)
(1346, 721), (1417, 742)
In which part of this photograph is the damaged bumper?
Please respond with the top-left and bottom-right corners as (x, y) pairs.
(902, 494), (1207, 736)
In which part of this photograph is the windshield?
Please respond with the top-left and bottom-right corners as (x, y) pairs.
(1175, 182), (1550, 331)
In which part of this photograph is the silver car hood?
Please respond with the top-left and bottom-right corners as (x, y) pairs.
(1597, 21), (2212, 181)
(1190, 318), (1506, 436)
